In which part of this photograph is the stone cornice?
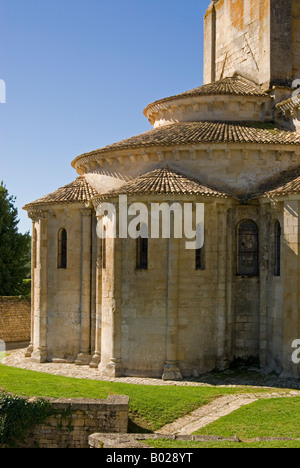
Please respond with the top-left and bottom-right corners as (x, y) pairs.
(72, 143), (300, 175)
(143, 94), (271, 126)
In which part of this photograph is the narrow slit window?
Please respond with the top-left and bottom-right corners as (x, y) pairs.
(136, 237), (148, 270)
(136, 223), (148, 270)
(102, 235), (106, 270)
(237, 220), (259, 276)
(274, 220), (281, 277)
(195, 246), (205, 270)
(57, 228), (67, 269)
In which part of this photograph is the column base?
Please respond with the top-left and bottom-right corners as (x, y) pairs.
(75, 353), (92, 366)
(89, 352), (101, 368)
(216, 357), (230, 371)
(162, 361), (183, 381)
(98, 358), (123, 378)
(25, 343), (33, 358)
(31, 347), (47, 363)
(280, 367), (300, 380)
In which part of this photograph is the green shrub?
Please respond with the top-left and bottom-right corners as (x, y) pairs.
(0, 392), (53, 447)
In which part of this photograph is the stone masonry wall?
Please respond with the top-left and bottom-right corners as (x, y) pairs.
(204, 0), (298, 87)
(16, 395), (129, 449)
(204, 0), (261, 84)
(0, 297), (31, 343)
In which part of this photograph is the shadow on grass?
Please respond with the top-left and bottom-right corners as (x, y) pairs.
(128, 415), (153, 434)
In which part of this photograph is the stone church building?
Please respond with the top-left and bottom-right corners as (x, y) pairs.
(24, 0), (300, 380)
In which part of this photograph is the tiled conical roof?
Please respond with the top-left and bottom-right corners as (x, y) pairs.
(73, 121), (300, 166)
(177, 76), (267, 97)
(23, 176), (98, 210)
(143, 76), (268, 117)
(98, 167), (231, 198)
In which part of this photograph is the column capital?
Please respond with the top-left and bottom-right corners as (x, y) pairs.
(80, 208), (92, 217)
(27, 209), (49, 222)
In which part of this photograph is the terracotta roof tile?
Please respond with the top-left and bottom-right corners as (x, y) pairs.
(143, 76), (268, 116)
(97, 167), (231, 198)
(275, 94), (300, 114)
(23, 176), (98, 209)
(74, 122), (300, 164)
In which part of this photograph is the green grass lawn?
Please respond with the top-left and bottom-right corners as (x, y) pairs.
(0, 363), (258, 433)
(194, 397), (300, 439)
(146, 439), (300, 449)
(148, 397), (300, 448)
(0, 360), (298, 447)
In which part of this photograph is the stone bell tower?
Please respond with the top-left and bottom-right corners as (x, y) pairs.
(204, 0), (300, 91)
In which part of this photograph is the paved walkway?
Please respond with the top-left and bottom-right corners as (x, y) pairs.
(156, 391), (300, 436)
(2, 349), (210, 386)
(3, 347), (300, 390)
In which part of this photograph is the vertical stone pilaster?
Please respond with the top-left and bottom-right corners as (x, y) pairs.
(90, 213), (97, 356)
(31, 212), (48, 363)
(281, 200), (300, 378)
(259, 203), (270, 368)
(90, 234), (102, 368)
(203, 1), (216, 84)
(226, 208), (234, 360)
(25, 219), (36, 357)
(76, 209), (92, 365)
(98, 206), (123, 378)
(162, 231), (182, 381)
(269, 0), (293, 86)
(216, 203), (229, 369)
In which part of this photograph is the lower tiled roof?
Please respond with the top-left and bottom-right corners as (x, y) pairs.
(275, 94), (300, 115)
(73, 121), (300, 164)
(23, 176), (98, 209)
(97, 167), (231, 198)
(24, 166), (300, 215)
(258, 167), (300, 198)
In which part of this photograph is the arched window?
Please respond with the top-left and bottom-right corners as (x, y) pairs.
(57, 228), (67, 269)
(274, 221), (281, 277)
(237, 220), (259, 276)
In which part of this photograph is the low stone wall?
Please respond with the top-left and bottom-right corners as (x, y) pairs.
(88, 433), (300, 448)
(17, 396), (129, 449)
(0, 297), (31, 343)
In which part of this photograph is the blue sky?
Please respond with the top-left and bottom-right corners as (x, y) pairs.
(0, 0), (207, 233)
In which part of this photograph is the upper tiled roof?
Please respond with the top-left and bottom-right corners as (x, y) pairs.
(97, 167), (231, 198)
(143, 76), (269, 115)
(176, 76), (268, 98)
(23, 176), (98, 209)
(73, 121), (300, 164)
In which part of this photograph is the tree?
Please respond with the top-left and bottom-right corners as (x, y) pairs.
(0, 182), (31, 296)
